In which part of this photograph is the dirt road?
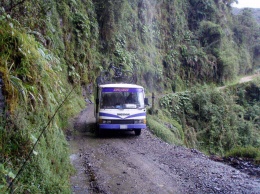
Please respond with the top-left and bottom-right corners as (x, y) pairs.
(69, 104), (260, 194)
(239, 74), (259, 83)
(218, 74), (260, 90)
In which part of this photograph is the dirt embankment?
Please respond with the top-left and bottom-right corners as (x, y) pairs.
(69, 104), (260, 194)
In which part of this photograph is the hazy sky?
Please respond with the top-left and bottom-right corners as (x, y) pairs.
(232, 0), (260, 8)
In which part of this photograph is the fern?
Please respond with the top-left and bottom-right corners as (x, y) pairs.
(9, 75), (28, 103)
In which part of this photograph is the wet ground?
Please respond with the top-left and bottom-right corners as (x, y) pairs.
(223, 157), (260, 179)
(69, 104), (260, 194)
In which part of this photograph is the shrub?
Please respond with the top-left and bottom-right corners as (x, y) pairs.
(226, 146), (260, 159)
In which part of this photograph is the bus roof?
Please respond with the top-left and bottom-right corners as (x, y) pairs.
(99, 83), (144, 89)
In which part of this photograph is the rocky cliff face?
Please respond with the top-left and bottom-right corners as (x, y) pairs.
(1, 0), (258, 93)
(93, 0), (259, 91)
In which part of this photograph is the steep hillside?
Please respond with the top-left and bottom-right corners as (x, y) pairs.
(93, 0), (259, 91)
(0, 1), (99, 193)
(0, 0), (259, 193)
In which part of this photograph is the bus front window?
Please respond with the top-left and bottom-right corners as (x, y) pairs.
(101, 89), (144, 109)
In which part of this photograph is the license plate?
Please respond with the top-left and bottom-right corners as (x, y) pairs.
(120, 125), (127, 129)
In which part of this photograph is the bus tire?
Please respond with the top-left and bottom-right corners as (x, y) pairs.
(134, 129), (141, 136)
(95, 125), (101, 137)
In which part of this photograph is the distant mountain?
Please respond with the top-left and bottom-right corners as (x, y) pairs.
(232, 7), (241, 15)
(253, 9), (260, 23)
(232, 7), (260, 24)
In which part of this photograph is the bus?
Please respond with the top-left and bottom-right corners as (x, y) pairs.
(94, 83), (148, 136)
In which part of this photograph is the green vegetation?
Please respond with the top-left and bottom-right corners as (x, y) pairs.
(0, 0), (259, 192)
(0, 2), (87, 193)
(159, 79), (260, 158)
(147, 114), (183, 145)
(226, 146), (260, 160)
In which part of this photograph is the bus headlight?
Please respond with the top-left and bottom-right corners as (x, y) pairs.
(134, 119), (146, 124)
(100, 119), (111, 124)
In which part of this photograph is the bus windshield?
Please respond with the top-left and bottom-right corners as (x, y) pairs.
(100, 88), (144, 109)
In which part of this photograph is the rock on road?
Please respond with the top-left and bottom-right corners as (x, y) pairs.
(69, 104), (260, 194)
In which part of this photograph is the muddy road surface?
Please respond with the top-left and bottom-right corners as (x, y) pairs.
(69, 104), (260, 194)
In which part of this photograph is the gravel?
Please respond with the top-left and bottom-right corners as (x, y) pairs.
(69, 105), (260, 194)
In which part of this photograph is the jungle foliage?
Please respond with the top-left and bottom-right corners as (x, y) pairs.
(159, 80), (260, 156)
(0, 0), (259, 193)
(0, 1), (94, 192)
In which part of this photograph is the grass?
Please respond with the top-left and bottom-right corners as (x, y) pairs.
(147, 114), (183, 145)
(226, 146), (260, 160)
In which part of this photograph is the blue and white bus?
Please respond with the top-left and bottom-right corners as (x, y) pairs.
(94, 83), (148, 135)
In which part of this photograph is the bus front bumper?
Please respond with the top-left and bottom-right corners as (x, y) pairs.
(99, 124), (146, 130)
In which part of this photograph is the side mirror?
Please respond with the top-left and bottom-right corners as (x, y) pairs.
(144, 98), (149, 106)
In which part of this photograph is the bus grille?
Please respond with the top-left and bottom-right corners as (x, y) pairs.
(111, 120), (134, 124)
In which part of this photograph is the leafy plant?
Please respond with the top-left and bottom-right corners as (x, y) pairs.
(226, 146), (260, 159)
(159, 83), (260, 156)
(0, 163), (15, 191)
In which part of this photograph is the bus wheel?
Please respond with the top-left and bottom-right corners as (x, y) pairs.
(95, 125), (101, 137)
(134, 129), (141, 136)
